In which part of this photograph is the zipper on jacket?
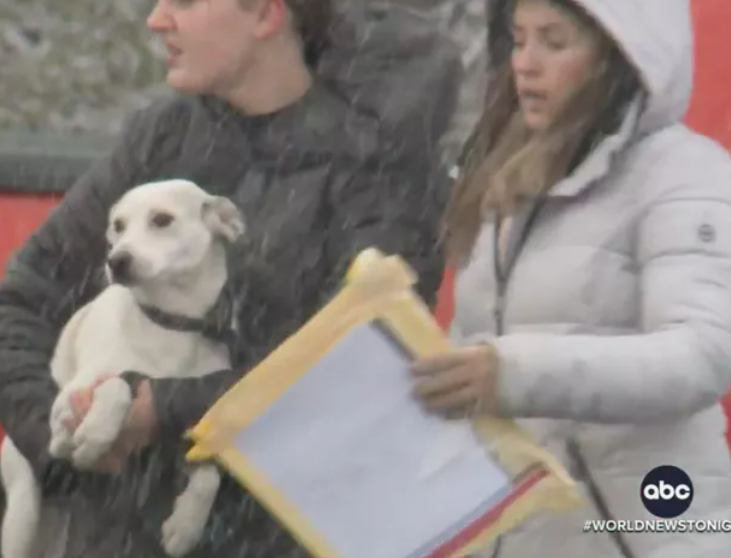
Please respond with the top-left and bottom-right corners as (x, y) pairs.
(487, 201), (545, 558)
(493, 280), (506, 335)
(485, 197), (635, 558)
(490, 199), (545, 336)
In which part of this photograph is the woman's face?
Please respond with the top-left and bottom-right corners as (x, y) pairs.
(511, 0), (604, 131)
(146, 0), (277, 98)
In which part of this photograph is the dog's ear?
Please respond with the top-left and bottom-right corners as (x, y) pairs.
(202, 196), (245, 243)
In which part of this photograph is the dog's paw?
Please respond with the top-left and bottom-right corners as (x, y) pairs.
(161, 465), (219, 557)
(161, 502), (208, 558)
(49, 391), (76, 459)
(71, 378), (132, 469)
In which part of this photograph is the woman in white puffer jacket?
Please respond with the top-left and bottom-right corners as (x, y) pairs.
(411, 0), (731, 557)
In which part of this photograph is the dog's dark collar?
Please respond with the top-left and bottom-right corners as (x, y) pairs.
(137, 301), (234, 344)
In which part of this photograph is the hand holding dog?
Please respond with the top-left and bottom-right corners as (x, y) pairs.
(63, 378), (158, 473)
(411, 344), (501, 418)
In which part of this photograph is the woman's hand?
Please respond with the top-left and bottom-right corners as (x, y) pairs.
(63, 377), (158, 473)
(410, 344), (501, 419)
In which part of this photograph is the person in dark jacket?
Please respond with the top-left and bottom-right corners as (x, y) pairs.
(0, 0), (459, 556)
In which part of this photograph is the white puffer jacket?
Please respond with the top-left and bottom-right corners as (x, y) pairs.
(453, 1), (731, 556)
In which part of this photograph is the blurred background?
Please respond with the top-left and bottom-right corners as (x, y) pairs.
(1, 0), (166, 135)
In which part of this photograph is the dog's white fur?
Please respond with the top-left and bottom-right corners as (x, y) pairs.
(1, 179), (244, 558)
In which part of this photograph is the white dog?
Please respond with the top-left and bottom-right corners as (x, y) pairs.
(0, 179), (244, 558)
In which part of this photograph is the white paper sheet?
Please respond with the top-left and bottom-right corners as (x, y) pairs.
(234, 322), (513, 558)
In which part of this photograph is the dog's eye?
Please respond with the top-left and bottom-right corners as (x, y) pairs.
(151, 212), (174, 228)
(113, 219), (125, 233)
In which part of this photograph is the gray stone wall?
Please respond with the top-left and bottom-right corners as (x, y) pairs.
(0, 0), (167, 135)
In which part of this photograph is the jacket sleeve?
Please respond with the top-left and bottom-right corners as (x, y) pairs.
(142, 369), (239, 443)
(0, 106), (166, 486)
(323, 132), (450, 307)
(492, 146), (731, 424)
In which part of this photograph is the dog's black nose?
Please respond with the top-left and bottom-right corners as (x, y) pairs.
(107, 252), (133, 283)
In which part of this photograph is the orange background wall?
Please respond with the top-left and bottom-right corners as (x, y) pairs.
(1, 0), (731, 443)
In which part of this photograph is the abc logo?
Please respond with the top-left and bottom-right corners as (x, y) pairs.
(640, 465), (693, 518)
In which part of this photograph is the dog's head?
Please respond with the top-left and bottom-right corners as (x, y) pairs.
(106, 179), (245, 289)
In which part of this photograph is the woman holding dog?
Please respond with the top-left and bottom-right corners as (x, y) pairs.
(409, 0), (731, 557)
(0, 0), (457, 557)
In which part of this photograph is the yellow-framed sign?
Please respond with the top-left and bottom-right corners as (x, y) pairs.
(187, 248), (581, 558)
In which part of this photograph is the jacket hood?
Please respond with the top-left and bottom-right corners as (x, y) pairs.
(486, 0), (694, 132)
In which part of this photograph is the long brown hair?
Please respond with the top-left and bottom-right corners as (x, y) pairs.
(443, 0), (640, 263)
